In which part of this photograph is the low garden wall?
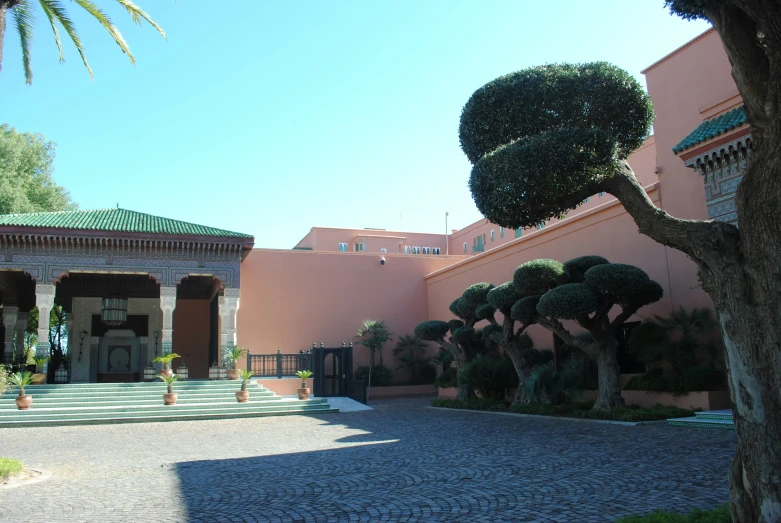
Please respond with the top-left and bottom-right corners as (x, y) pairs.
(369, 384), (437, 398)
(438, 387), (457, 400)
(256, 378), (312, 396)
(581, 389), (730, 410)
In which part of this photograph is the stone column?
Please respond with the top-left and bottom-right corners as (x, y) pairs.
(3, 306), (19, 363)
(218, 288), (240, 365)
(14, 312), (27, 362)
(159, 286), (177, 356)
(35, 284), (56, 372)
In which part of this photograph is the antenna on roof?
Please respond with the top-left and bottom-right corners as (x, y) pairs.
(116, 203), (119, 209)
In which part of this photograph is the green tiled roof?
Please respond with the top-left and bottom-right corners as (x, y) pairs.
(673, 106), (747, 153)
(0, 208), (253, 239)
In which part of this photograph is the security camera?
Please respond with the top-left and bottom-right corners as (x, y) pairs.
(380, 256), (386, 265)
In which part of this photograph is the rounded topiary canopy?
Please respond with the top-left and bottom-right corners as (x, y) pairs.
(563, 256), (610, 283)
(475, 303), (496, 321)
(414, 321), (450, 341)
(449, 298), (474, 320)
(487, 281), (520, 311)
(452, 326), (476, 343)
(459, 62), (653, 229)
(448, 319), (465, 332)
(480, 323), (503, 343)
(514, 259), (565, 296)
(536, 283), (599, 320)
(462, 282), (495, 306)
(511, 295), (540, 323)
(584, 263), (651, 303)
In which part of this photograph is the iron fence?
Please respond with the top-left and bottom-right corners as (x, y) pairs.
(247, 349), (313, 378)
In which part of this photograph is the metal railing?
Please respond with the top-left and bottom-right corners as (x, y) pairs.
(247, 349), (313, 378)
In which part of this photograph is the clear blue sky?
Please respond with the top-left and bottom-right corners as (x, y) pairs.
(1, 1), (710, 248)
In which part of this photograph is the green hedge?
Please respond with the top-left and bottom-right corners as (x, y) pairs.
(615, 505), (730, 523)
(0, 458), (23, 481)
(431, 399), (695, 422)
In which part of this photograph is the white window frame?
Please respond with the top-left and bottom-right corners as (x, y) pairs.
(432, 247), (440, 255)
(403, 246), (411, 254)
(463, 242), (467, 253)
(354, 242), (366, 252)
(412, 246), (421, 254)
(422, 247), (431, 255)
(338, 243), (348, 252)
(490, 230), (495, 242)
(380, 248), (387, 254)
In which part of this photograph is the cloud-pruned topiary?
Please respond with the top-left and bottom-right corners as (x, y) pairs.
(563, 256), (610, 283)
(514, 259), (565, 295)
(460, 63), (653, 229)
(511, 296), (540, 324)
(462, 282), (495, 306)
(487, 281), (520, 311)
(536, 283), (599, 320)
(414, 321), (450, 342)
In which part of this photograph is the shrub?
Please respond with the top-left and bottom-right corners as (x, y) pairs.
(0, 365), (7, 396)
(624, 366), (726, 396)
(458, 355), (518, 400)
(354, 365), (392, 386)
(434, 366), (457, 389)
(414, 364), (437, 385)
(522, 359), (588, 404)
(614, 505), (730, 523)
(0, 458), (24, 481)
(431, 398), (507, 411)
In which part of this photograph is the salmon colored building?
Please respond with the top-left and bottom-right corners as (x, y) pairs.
(0, 30), (748, 396)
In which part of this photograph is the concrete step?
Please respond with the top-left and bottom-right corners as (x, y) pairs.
(667, 416), (735, 430)
(7, 380), (261, 392)
(0, 393), (280, 409)
(694, 409), (733, 421)
(0, 387), (272, 399)
(0, 406), (339, 428)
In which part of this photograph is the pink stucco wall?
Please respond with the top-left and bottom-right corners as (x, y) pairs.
(295, 227), (448, 254)
(237, 249), (468, 377)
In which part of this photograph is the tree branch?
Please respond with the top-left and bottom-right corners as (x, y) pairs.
(608, 305), (638, 335)
(534, 315), (578, 346)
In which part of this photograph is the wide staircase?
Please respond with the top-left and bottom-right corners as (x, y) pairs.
(0, 380), (337, 428)
(667, 409), (734, 429)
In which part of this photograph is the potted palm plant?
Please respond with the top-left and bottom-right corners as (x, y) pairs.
(226, 346), (248, 380)
(31, 356), (48, 384)
(9, 372), (34, 410)
(295, 370), (313, 400)
(236, 369), (253, 403)
(153, 353), (181, 377)
(158, 373), (179, 405)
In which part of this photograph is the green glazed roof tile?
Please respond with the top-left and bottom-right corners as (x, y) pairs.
(673, 106), (747, 154)
(0, 208), (253, 239)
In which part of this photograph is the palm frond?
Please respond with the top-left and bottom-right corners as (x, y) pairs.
(38, 0), (94, 80)
(38, 0), (65, 63)
(73, 0), (135, 64)
(113, 0), (166, 38)
(12, 0), (35, 84)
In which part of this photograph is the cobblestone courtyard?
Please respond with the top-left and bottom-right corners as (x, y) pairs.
(0, 398), (735, 522)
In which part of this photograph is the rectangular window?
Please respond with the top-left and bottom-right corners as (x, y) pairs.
(338, 243), (348, 252)
(403, 246), (411, 254)
(583, 197), (589, 203)
(599, 192), (605, 197)
(432, 247), (440, 255)
(380, 248), (387, 254)
(463, 242), (467, 254)
(515, 228), (522, 238)
(500, 227), (504, 238)
(412, 246), (421, 254)
(354, 243), (365, 252)
(490, 230), (495, 242)
(422, 247), (431, 255)
(537, 222), (545, 230)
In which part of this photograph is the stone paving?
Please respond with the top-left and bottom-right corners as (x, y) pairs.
(0, 397), (735, 522)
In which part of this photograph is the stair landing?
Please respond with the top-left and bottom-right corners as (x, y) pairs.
(667, 409), (734, 429)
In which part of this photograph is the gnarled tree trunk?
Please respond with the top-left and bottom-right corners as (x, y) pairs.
(503, 340), (530, 404)
(591, 340), (623, 411)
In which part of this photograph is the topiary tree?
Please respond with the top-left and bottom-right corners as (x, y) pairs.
(459, 18), (781, 513)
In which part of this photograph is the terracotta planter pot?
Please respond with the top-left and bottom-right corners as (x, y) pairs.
(227, 369), (240, 380)
(235, 390), (249, 403)
(297, 388), (311, 400)
(16, 395), (32, 410)
(161, 368), (173, 378)
(31, 373), (46, 385)
(163, 392), (178, 405)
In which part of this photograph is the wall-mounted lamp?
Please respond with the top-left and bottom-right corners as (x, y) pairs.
(154, 331), (160, 356)
(380, 256), (386, 266)
(78, 331), (88, 362)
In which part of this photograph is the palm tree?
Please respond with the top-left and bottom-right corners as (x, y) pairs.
(356, 319), (392, 369)
(0, 0), (165, 84)
(393, 335), (428, 383)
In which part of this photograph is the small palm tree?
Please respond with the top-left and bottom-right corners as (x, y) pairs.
(226, 346), (248, 369)
(356, 319), (392, 368)
(157, 373), (178, 394)
(8, 371), (33, 396)
(295, 370), (313, 389)
(239, 369), (253, 393)
(153, 352), (180, 370)
(0, 0), (166, 84)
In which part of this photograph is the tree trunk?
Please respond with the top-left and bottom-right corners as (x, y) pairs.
(592, 341), (623, 411)
(503, 340), (529, 404)
(450, 344), (473, 400)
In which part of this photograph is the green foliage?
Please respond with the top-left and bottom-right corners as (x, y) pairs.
(239, 369), (253, 391)
(0, 365), (6, 395)
(462, 282), (495, 306)
(624, 367), (725, 396)
(226, 346), (248, 363)
(563, 256), (610, 283)
(536, 283), (599, 319)
(486, 281), (519, 311)
(480, 323), (503, 344)
(615, 505), (730, 523)
(584, 263), (652, 305)
(448, 298), (474, 320)
(354, 365), (392, 386)
(452, 326), (475, 344)
(32, 355), (48, 370)
(434, 366), (457, 388)
(0, 458), (24, 481)
(514, 259), (565, 295)
(475, 303), (496, 321)
(153, 353), (181, 366)
(510, 296), (540, 323)
(447, 319), (465, 332)
(431, 347), (453, 368)
(393, 335), (430, 383)
(431, 398), (507, 411)
(458, 354), (518, 400)
(158, 373), (179, 393)
(356, 319), (392, 368)
(414, 320), (450, 341)
(0, 125), (76, 214)
(522, 359), (588, 404)
(4, 1), (166, 84)
(295, 370), (313, 381)
(460, 63), (653, 228)
(8, 371), (33, 395)
(663, 0), (720, 22)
